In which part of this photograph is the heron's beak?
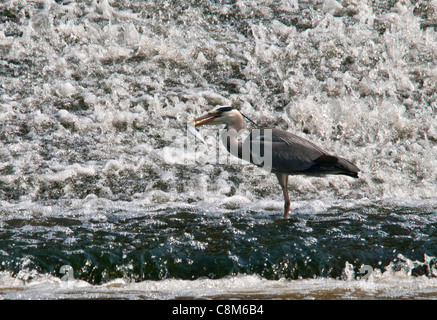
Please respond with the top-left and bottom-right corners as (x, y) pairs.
(187, 113), (217, 127)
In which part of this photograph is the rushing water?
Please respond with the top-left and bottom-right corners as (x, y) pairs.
(1, 0), (437, 299)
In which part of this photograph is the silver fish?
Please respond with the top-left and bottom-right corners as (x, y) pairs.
(186, 122), (207, 146)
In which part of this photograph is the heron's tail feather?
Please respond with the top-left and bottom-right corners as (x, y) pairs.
(336, 157), (360, 178)
(314, 155), (360, 178)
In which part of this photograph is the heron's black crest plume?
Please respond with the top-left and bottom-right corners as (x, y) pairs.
(241, 113), (258, 127)
(216, 106), (258, 127)
(216, 106), (234, 112)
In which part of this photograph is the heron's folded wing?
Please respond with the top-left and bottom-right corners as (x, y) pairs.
(248, 128), (330, 172)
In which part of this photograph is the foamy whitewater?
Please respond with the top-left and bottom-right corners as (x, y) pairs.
(0, 0), (436, 299)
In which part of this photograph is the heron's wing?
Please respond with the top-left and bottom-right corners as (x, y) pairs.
(246, 128), (333, 172)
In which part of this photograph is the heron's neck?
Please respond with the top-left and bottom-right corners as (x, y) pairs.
(220, 128), (242, 159)
(220, 113), (245, 159)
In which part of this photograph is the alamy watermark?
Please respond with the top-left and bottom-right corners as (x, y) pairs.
(60, 265), (74, 281)
(358, 264), (373, 280)
(181, 127), (273, 176)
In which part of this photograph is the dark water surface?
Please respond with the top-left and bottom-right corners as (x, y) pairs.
(1, 200), (436, 291)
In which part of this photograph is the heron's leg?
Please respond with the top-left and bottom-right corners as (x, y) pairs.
(283, 187), (290, 218)
(275, 173), (290, 218)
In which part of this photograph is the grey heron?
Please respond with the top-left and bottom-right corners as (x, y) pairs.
(188, 106), (360, 218)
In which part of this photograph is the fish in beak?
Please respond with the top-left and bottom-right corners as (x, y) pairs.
(186, 112), (217, 146)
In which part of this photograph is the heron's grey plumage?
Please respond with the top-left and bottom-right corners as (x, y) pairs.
(247, 128), (359, 178)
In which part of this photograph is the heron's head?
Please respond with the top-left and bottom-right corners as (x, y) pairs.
(188, 106), (242, 128)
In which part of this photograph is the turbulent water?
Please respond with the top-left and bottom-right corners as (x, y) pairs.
(1, 0), (437, 299)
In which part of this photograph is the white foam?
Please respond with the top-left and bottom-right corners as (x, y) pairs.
(0, 0), (436, 248)
(1, 267), (437, 300)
